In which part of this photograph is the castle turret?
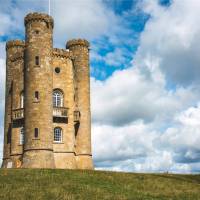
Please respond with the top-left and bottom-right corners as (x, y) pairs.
(66, 39), (93, 169)
(22, 13), (55, 168)
(2, 40), (25, 168)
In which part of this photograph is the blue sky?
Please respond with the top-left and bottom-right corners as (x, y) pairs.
(1, 0), (200, 173)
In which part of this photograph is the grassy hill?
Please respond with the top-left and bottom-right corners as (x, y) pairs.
(0, 169), (200, 200)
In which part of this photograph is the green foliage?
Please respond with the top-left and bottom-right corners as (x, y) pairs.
(0, 169), (199, 200)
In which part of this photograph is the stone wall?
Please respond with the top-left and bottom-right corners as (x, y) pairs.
(52, 50), (76, 169)
(2, 40), (25, 168)
(66, 39), (93, 169)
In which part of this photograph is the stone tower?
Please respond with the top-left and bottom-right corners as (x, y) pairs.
(1, 12), (93, 169)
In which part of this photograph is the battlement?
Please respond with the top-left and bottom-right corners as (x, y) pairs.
(66, 39), (90, 49)
(24, 12), (54, 28)
(53, 48), (72, 59)
(6, 40), (25, 50)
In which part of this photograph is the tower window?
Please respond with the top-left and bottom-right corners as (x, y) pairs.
(46, 22), (49, 29)
(55, 67), (60, 74)
(35, 56), (39, 65)
(7, 124), (11, 144)
(20, 91), (24, 108)
(54, 127), (62, 143)
(53, 89), (63, 107)
(35, 30), (39, 34)
(20, 127), (24, 145)
(34, 128), (39, 138)
(74, 88), (78, 102)
(35, 91), (39, 100)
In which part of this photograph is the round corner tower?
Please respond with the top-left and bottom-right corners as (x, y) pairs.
(2, 40), (25, 168)
(22, 13), (55, 168)
(66, 39), (93, 169)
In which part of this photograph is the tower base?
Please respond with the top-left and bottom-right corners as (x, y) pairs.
(76, 154), (94, 169)
(22, 150), (55, 168)
(54, 152), (77, 169)
(1, 158), (12, 168)
(10, 155), (23, 168)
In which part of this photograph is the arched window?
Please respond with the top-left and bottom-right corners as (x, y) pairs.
(54, 127), (62, 143)
(53, 89), (63, 107)
(20, 91), (24, 108)
(20, 127), (24, 145)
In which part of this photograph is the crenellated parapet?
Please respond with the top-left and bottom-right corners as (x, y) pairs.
(66, 39), (90, 49)
(6, 40), (25, 50)
(10, 53), (24, 62)
(53, 48), (73, 59)
(24, 12), (54, 28)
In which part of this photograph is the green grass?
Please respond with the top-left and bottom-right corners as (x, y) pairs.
(0, 169), (200, 200)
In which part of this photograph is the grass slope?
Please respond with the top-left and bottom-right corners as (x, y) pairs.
(0, 169), (200, 200)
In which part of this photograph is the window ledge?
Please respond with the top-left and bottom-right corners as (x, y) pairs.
(53, 142), (64, 144)
(33, 100), (40, 103)
(32, 138), (40, 140)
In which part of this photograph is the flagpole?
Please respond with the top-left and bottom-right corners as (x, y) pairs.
(48, 0), (50, 15)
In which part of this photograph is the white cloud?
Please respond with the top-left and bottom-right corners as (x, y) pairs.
(104, 48), (130, 67)
(91, 67), (200, 126)
(92, 120), (157, 163)
(51, 0), (118, 46)
(133, 151), (173, 172)
(92, 102), (200, 173)
(0, 59), (5, 167)
(90, 0), (200, 172)
(0, 0), (48, 38)
(159, 104), (200, 164)
(0, 60), (5, 123)
(0, 13), (12, 36)
(135, 0), (200, 86)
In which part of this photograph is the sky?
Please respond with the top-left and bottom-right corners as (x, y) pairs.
(0, 0), (200, 173)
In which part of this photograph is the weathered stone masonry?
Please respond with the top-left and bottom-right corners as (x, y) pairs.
(1, 12), (93, 169)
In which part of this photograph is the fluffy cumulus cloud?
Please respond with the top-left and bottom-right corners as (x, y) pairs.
(91, 0), (200, 173)
(51, 0), (118, 44)
(91, 68), (200, 126)
(0, 0), (200, 173)
(159, 105), (200, 165)
(92, 100), (200, 173)
(136, 0), (200, 86)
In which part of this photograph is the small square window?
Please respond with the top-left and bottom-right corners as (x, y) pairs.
(35, 30), (39, 34)
(35, 91), (39, 100)
(34, 128), (39, 138)
(35, 56), (39, 65)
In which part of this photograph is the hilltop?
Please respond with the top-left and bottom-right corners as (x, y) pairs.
(0, 169), (199, 200)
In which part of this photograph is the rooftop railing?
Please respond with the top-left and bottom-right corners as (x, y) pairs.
(12, 108), (24, 120)
(53, 107), (68, 118)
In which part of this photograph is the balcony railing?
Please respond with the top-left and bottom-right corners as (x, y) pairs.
(12, 108), (24, 120)
(53, 107), (68, 118)
(74, 110), (80, 122)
